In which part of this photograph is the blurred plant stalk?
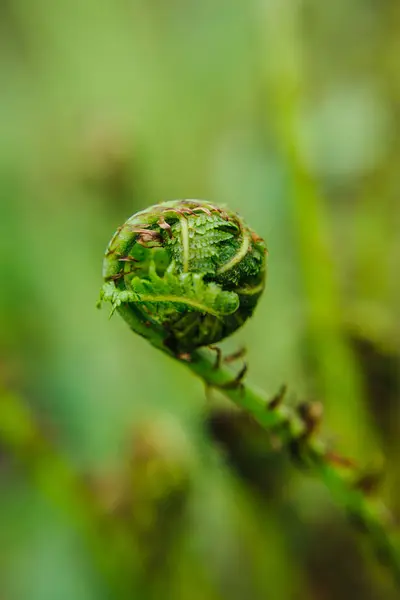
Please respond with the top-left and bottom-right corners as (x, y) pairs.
(258, 0), (378, 461)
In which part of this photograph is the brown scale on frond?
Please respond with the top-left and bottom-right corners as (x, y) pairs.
(105, 271), (124, 282)
(192, 206), (212, 216)
(171, 207), (195, 217)
(160, 202), (228, 221)
(136, 230), (163, 247)
(224, 347), (247, 364)
(105, 248), (118, 258)
(267, 385), (287, 410)
(216, 208), (230, 221)
(158, 217), (173, 238)
(180, 201), (222, 218)
(118, 256), (139, 263)
(116, 252), (139, 263)
(160, 208), (182, 219)
(251, 230), (265, 244)
(297, 401), (324, 438)
(218, 363), (248, 391)
(127, 223), (151, 233)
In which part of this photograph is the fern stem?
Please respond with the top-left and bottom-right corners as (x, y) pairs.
(172, 346), (400, 585)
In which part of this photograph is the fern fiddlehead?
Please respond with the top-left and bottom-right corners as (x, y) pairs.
(99, 199), (400, 586)
(100, 199), (267, 353)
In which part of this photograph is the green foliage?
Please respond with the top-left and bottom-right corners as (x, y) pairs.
(164, 212), (238, 275)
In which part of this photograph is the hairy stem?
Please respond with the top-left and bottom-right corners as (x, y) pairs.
(138, 338), (400, 585)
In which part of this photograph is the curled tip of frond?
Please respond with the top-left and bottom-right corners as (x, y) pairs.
(100, 199), (267, 353)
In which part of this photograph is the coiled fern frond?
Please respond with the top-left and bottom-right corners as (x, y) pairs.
(99, 199), (267, 352)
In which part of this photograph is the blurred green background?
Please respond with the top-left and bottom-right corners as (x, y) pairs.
(1, 1), (399, 599)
